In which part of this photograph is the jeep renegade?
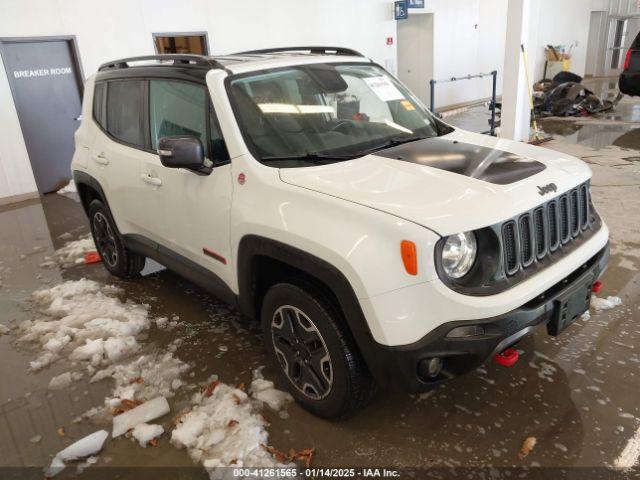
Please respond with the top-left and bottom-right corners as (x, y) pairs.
(71, 48), (610, 418)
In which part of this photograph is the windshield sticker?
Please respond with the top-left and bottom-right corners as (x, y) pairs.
(401, 99), (416, 111)
(363, 76), (404, 102)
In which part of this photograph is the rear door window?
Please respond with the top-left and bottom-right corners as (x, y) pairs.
(106, 80), (145, 147)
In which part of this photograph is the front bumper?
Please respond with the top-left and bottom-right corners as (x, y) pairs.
(364, 243), (609, 392)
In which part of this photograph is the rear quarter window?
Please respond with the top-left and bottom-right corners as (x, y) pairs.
(106, 80), (145, 147)
(92, 82), (106, 129)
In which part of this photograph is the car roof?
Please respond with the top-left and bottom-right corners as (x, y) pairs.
(96, 48), (372, 81)
(215, 52), (371, 74)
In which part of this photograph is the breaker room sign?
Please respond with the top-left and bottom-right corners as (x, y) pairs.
(13, 66), (73, 79)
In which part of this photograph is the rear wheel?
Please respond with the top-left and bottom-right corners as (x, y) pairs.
(261, 282), (376, 418)
(88, 199), (145, 278)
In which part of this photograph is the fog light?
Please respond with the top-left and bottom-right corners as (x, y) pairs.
(446, 325), (485, 338)
(419, 357), (443, 379)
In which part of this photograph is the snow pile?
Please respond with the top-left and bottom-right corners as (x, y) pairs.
(45, 430), (108, 477)
(171, 376), (290, 470)
(52, 236), (96, 268)
(92, 352), (190, 409)
(591, 295), (623, 312)
(250, 369), (293, 411)
(19, 279), (150, 371)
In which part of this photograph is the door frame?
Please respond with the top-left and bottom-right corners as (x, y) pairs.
(152, 31), (210, 55)
(0, 35), (85, 98)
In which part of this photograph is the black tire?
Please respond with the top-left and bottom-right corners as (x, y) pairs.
(88, 199), (145, 278)
(261, 282), (376, 418)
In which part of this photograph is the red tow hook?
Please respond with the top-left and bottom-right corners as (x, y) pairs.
(592, 280), (603, 294)
(493, 347), (519, 367)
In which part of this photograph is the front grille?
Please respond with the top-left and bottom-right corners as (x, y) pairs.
(502, 221), (518, 275)
(559, 195), (570, 244)
(519, 214), (534, 267)
(501, 181), (592, 276)
(534, 208), (545, 258)
(547, 201), (559, 251)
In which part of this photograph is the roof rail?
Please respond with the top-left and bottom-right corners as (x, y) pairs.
(233, 46), (364, 57)
(98, 54), (225, 72)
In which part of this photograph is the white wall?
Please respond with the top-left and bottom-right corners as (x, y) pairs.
(414, 0), (509, 108)
(0, 0), (397, 202)
(532, 0), (592, 81)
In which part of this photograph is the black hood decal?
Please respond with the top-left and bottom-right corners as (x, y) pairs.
(375, 138), (546, 185)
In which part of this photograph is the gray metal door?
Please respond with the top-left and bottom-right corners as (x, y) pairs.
(0, 38), (83, 193)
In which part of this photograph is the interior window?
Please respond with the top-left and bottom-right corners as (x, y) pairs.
(93, 82), (106, 129)
(149, 80), (207, 151)
(106, 80), (144, 147)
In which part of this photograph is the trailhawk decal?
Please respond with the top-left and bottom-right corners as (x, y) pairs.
(375, 137), (546, 185)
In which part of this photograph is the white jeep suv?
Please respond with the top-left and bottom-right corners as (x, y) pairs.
(71, 48), (609, 418)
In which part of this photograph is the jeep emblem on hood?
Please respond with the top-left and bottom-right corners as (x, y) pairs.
(537, 183), (558, 196)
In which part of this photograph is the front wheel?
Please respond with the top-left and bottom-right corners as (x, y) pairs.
(261, 283), (376, 418)
(88, 199), (145, 278)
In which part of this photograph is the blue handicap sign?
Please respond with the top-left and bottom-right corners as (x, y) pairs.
(395, 0), (408, 20)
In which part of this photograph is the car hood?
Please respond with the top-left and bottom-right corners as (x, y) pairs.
(279, 130), (591, 236)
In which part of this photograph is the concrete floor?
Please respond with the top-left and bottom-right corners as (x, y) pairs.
(1, 78), (639, 477)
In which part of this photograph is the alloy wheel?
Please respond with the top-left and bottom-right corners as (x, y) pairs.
(92, 212), (118, 267)
(271, 305), (333, 399)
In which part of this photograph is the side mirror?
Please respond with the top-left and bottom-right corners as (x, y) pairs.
(158, 136), (210, 173)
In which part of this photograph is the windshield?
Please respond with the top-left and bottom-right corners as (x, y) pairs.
(227, 63), (450, 167)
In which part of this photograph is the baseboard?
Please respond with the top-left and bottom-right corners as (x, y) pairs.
(0, 191), (39, 207)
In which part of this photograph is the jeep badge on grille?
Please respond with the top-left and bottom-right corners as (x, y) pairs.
(537, 183), (558, 196)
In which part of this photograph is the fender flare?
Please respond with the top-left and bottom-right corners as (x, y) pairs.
(236, 235), (387, 382)
(73, 170), (130, 243)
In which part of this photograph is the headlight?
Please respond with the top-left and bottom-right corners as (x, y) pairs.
(441, 232), (477, 279)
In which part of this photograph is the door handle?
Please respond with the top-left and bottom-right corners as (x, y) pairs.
(140, 173), (162, 187)
(93, 153), (109, 165)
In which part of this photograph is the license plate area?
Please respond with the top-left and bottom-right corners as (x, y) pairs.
(547, 275), (594, 336)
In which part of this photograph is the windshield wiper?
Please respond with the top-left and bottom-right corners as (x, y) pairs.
(260, 136), (428, 164)
(261, 152), (361, 163)
(361, 135), (427, 155)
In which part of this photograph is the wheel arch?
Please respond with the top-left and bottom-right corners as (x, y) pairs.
(236, 235), (383, 380)
(73, 171), (121, 232)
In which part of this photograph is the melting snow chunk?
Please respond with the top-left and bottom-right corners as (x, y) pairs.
(591, 295), (622, 312)
(112, 397), (170, 438)
(45, 430), (108, 477)
(250, 369), (293, 411)
(132, 423), (164, 447)
(48, 372), (74, 390)
(52, 236), (96, 267)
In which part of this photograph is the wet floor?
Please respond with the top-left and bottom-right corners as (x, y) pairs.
(1, 81), (640, 477)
